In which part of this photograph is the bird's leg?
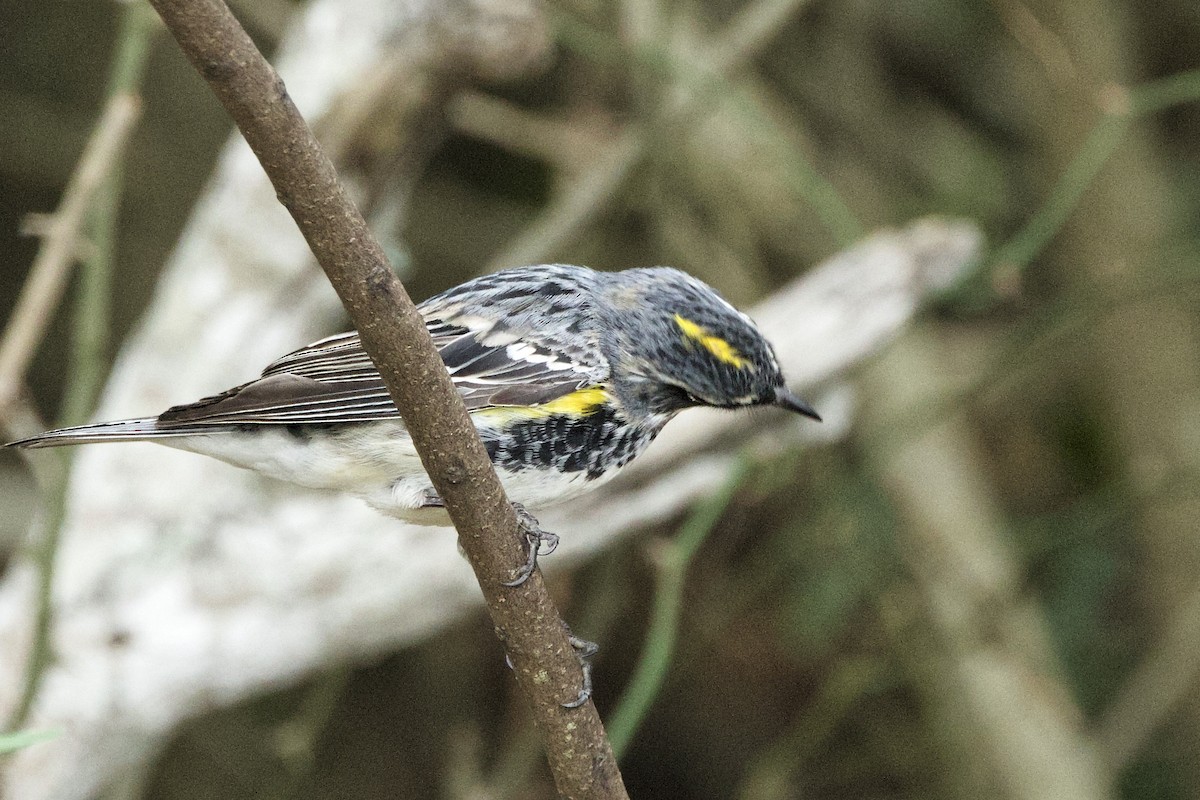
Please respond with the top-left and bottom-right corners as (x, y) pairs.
(499, 507), (595, 706)
(502, 503), (559, 587)
(419, 494), (558, 585)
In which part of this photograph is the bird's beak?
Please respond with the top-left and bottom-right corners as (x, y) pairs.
(774, 386), (822, 421)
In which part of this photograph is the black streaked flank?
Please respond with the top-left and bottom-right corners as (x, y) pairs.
(481, 404), (662, 482)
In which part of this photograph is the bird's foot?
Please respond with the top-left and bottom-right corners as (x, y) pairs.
(562, 633), (599, 708)
(502, 627), (599, 708)
(502, 503), (559, 587)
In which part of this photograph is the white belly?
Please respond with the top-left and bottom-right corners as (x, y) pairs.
(163, 421), (622, 524)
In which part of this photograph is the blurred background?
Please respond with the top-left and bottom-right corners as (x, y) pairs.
(1, 0), (1199, 798)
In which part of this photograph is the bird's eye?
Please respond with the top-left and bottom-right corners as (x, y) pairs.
(656, 384), (699, 411)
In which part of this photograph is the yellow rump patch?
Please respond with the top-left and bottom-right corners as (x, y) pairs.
(673, 314), (750, 370)
(476, 387), (609, 424)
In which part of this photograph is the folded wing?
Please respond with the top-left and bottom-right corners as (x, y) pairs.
(156, 317), (602, 427)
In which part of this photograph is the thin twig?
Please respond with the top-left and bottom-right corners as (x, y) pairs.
(957, 66), (1200, 303)
(0, 93), (141, 417)
(606, 458), (750, 757)
(1130, 67), (1200, 115)
(489, 130), (643, 269)
(145, 1), (628, 797)
(448, 91), (598, 167)
(63, 2), (158, 429)
(987, 112), (1131, 275)
(4, 448), (69, 731)
(0, 728), (60, 755)
(705, 0), (814, 74)
(4, 2), (155, 733)
(1094, 584), (1200, 769)
(487, 0), (837, 271)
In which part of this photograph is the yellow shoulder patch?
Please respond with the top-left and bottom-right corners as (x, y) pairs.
(536, 387), (610, 416)
(673, 314), (750, 370)
(476, 387), (609, 424)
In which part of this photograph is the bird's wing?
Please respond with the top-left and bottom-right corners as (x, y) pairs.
(155, 317), (602, 427)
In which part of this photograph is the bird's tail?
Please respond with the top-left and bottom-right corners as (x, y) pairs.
(5, 418), (217, 449)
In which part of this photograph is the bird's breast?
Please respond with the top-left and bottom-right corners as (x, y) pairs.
(475, 403), (665, 483)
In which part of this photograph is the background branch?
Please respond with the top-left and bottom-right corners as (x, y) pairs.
(0, 94), (140, 423)
(1, 4), (153, 733)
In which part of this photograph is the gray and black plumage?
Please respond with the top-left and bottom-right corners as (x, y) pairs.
(8, 265), (820, 523)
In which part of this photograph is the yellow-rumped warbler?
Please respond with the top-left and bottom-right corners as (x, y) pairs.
(10, 265), (820, 521)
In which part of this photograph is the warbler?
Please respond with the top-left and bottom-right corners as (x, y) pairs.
(9, 265), (820, 522)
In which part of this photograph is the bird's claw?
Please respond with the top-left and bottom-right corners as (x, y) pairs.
(503, 633), (597, 708)
(562, 634), (599, 708)
(502, 503), (559, 587)
(500, 627), (598, 708)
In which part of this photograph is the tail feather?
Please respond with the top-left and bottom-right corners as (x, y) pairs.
(6, 418), (225, 449)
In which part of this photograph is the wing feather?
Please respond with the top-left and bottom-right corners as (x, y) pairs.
(156, 314), (603, 428)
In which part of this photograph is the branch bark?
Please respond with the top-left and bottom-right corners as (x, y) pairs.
(143, 1), (625, 797)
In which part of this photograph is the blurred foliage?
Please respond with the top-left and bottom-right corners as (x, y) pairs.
(3, 0), (1200, 798)
(0, 726), (59, 755)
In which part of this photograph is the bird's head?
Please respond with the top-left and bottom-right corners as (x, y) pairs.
(599, 268), (820, 421)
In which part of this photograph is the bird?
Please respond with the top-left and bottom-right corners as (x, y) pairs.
(9, 265), (820, 526)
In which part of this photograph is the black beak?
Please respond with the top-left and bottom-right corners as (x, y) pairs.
(774, 386), (821, 421)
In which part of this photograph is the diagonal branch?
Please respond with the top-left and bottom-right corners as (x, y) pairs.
(144, 1), (626, 798)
